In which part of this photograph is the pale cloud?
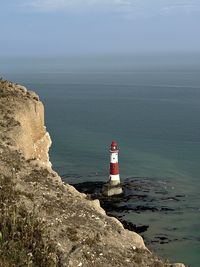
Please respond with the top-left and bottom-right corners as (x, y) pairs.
(23, 0), (200, 17)
(162, 4), (200, 15)
(24, 0), (130, 12)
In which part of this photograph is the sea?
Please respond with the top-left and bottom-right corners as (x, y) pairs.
(1, 53), (200, 267)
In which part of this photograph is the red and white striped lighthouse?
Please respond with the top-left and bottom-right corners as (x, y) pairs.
(103, 141), (122, 196)
(109, 141), (120, 186)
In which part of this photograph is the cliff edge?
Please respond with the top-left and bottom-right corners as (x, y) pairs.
(0, 80), (186, 267)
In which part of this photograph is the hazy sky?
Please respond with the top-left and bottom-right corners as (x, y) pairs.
(1, 0), (200, 56)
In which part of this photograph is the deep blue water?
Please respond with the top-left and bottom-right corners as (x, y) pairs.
(1, 55), (200, 266)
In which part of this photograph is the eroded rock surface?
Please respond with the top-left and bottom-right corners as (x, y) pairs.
(0, 80), (51, 167)
(0, 80), (186, 267)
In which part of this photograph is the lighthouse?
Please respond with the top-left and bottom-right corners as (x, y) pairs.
(103, 141), (123, 197)
(109, 141), (120, 186)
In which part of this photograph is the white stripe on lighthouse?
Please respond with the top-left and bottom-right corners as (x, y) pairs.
(110, 153), (118, 163)
(110, 174), (120, 181)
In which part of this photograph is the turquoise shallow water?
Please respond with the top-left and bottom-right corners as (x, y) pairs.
(2, 59), (200, 266)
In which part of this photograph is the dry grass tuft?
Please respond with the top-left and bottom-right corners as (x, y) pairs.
(0, 175), (61, 267)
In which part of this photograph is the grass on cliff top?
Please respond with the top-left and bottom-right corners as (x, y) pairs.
(0, 175), (61, 267)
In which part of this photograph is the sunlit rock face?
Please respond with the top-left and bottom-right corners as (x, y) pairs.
(13, 95), (52, 168)
(0, 81), (52, 168)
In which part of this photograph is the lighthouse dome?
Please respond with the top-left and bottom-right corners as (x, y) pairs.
(110, 141), (118, 151)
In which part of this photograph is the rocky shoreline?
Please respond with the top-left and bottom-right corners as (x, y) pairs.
(0, 79), (187, 267)
(71, 178), (185, 244)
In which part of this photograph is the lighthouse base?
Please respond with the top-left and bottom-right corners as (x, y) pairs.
(102, 183), (123, 197)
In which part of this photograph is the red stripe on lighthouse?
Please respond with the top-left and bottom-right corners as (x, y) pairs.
(110, 163), (119, 175)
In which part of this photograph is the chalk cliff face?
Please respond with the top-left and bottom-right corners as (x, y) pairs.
(0, 80), (186, 267)
(0, 81), (51, 167)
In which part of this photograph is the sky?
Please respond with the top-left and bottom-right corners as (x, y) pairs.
(0, 0), (200, 56)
